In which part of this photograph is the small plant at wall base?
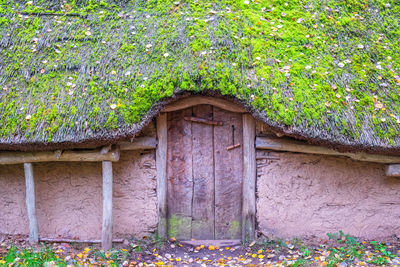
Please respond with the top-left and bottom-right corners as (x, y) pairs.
(325, 231), (395, 266)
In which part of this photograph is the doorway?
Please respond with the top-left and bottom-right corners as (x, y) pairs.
(166, 104), (243, 240)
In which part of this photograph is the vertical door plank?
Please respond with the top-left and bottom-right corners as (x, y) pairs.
(213, 108), (243, 239)
(191, 105), (215, 239)
(24, 163), (39, 243)
(242, 114), (256, 241)
(167, 108), (193, 239)
(102, 161), (113, 250)
(156, 113), (168, 238)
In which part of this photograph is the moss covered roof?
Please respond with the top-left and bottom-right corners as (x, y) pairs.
(0, 0), (399, 152)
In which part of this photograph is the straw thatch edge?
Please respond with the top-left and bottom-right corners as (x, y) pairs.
(0, 91), (399, 155)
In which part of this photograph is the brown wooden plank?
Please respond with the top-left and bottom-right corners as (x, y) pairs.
(213, 108), (243, 239)
(191, 105), (215, 240)
(24, 163), (39, 244)
(181, 239), (241, 247)
(167, 108), (193, 239)
(162, 96), (247, 113)
(102, 161), (113, 250)
(156, 114), (168, 238)
(242, 114), (256, 241)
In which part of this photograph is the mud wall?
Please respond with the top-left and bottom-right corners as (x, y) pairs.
(0, 149), (157, 240)
(256, 150), (400, 239)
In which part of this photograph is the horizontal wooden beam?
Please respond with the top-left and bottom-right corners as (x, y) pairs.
(119, 137), (157, 150)
(39, 237), (123, 243)
(256, 136), (400, 164)
(386, 164), (400, 177)
(162, 96), (246, 113)
(181, 239), (241, 247)
(0, 146), (120, 165)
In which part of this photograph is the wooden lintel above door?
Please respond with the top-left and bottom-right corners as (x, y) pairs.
(162, 96), (247, 113)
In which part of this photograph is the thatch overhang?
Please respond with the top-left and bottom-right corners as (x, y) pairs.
(0, 0), (399, 154)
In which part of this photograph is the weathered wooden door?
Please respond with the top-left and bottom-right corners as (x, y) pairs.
(167, 104), (243, 240)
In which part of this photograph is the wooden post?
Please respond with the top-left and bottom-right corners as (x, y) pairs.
(242, 114), (256, 241)
(102, 161), (113, 250)
(156, 113), (168, 238)
(24, 163), (39, 243)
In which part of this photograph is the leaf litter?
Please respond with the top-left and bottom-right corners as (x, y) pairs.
(1, 233), (400, 266)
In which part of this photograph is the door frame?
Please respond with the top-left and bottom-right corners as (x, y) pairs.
(156, 97), (256, 241)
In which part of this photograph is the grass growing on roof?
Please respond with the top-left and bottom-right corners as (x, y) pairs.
(0, 0), (399, 146)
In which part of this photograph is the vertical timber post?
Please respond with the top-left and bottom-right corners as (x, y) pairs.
(156, 113), (168, 238)
(102, 161), (113, 250)
(24, 163), (39, 243)
(242, 114), (256, 241)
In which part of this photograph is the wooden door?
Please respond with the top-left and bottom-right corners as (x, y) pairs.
(166, 104), (243, 240)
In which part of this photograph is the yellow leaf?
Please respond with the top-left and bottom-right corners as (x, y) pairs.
(258, 255), (264, 259)
(208, 245), (215, 251)
(77, 253), (83, 259)
(375, 102), (383, 109)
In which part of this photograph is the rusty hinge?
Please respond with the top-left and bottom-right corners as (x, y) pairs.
(184, 116), (223, 126)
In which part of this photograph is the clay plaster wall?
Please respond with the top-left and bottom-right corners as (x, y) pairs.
(0, 150), (157, 240)
(256, 150), (400, 239)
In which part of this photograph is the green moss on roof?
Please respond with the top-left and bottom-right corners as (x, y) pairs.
(0, 0), (399, 149)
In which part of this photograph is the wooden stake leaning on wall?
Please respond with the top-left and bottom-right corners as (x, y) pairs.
(24, 163), (39, 244)
(242, 114), (256, 241)
(102, 161), (113, 250)
(156, 113), (168, 238)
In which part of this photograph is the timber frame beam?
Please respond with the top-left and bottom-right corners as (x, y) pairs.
(0, 136), (158, 165)
(119, 137), (157, 150)
(156, 113), (168, 238)
(24, 163), (38, 244)
(3, 137), (156, 247)
(162, 96), (247, 113)
(0, 146), (120, 165)
(256, 136), (400, 164)
(242, 114), (256, 241)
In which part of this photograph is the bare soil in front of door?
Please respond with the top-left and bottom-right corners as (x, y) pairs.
(1, 233), (400, 266)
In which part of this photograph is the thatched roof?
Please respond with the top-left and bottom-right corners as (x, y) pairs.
(0, 0), (399, 153)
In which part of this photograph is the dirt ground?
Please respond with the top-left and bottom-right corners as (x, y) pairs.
(1, 233), (400, 266)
